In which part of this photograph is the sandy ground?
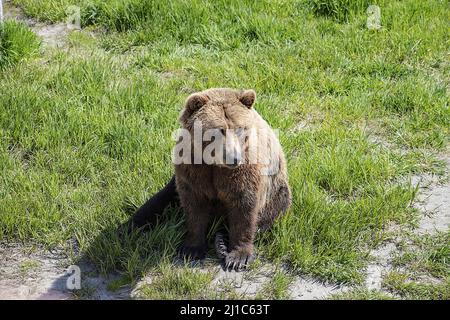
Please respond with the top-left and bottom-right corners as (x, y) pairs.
(363, 155), (450, 293)
(212, 264), (346, 300)
(414, 171), (450, 235)
(0, 243), (132, 300)
(0, 2), (448, 300)
(0, 244), (71, 299)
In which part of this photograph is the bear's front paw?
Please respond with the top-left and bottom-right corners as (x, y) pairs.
(224, 249), (255, 272)
(177, 243), (206, 261)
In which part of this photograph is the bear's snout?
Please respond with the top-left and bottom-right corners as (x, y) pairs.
(226, 154), (243, 168)
(222, 131), (243, 169)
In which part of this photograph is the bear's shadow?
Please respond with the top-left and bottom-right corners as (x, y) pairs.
(44, 200), (230, 299)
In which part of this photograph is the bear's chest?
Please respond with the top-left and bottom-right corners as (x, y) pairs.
(176, 164), (262, 202)
(176, 164), (217, 199)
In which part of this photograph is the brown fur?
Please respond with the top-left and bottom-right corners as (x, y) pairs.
(176, 88), (291, 270)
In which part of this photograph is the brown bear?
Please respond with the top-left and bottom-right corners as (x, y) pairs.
(131, 88), (291, 271)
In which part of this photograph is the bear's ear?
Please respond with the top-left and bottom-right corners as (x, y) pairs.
(185, 93), (209, 113)
(179, 93), (209, 126)
(239, 89), (256, 108)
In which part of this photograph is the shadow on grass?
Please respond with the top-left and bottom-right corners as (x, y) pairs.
(38, 177), (239, 299)
(39, 180), (186, 299)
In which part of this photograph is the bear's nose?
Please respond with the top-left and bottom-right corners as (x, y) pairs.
(232, 154), (243, 166)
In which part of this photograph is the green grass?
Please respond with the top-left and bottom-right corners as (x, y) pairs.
(135, 264), (215, 300)
(308, 0), (372, 22)
(382, 232), (450, 300)
(383, 271), (450, 300)
(19, 259), (41, 274)
(393, 233), (449, 280)
(0, 20), (41, 68)
(106, 275), (132, 292)
(257, 270), (292, 299)
(1, 0), (449, 296)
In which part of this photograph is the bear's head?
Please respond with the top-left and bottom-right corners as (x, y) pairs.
(178, 88), (257, 168)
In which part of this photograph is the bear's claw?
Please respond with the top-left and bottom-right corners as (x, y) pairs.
(215, 232), (255, 271)
(224, 250), (255, 271)
(214, 232), (229, 259)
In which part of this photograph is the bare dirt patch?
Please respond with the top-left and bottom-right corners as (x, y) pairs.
(365, 242), (397, 291)
(288, 276), (346, 300)
(211, 262), (348, 299)
(3, 0), (73, 48)
(213, 270), (264, 297)
(413, 158), (450, 235)
(0, 243), (71, 299)
(363, 152), (449, 295)
(0, 243), (131, 300)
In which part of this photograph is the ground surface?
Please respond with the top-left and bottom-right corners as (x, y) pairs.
(0, 0), (448, 299)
